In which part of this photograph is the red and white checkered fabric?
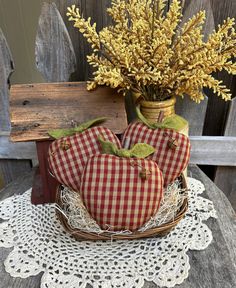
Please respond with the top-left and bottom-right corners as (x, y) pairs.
(48, 127), (121, 191)
(80, 154), (163, 231)
(122, 122), (190, 186)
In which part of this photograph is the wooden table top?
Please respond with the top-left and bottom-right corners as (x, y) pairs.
(10, 82), (127, 142)
(0, 165), (235, 288)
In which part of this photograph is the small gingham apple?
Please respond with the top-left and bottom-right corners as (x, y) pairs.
(122, 122), (190, 186)
(48, 126), (121, 191)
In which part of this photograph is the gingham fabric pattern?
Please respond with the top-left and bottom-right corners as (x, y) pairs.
(122, 122), (190, 186)
(48, 127), (121, 191)
(80, 154), (163, 231)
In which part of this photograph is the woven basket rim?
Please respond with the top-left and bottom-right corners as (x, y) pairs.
(55, 175), (188, 241)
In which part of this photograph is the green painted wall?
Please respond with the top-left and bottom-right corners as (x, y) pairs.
(0, 0), (44, 84)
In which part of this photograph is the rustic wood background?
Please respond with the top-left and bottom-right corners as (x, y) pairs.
(52, 0), (236, 137)
(0, 0), (235, 210)
(55, 0), (236, 132)
(0, 28), (33, 189)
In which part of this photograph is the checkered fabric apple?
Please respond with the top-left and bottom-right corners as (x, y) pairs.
(48, 126), (121, 191)
(122, 122), (190, 186)
(80, 154), (163, 231)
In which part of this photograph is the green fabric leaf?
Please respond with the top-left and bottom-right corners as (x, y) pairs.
(130, 143), (156, 158)
(135, 106), (188, 131)
(98, 136), (155, 158)
(115, 149), (131, 158)
(156, 114), (189, 131)
(98, 135), (119, 155)
(48, 128), (77, 139)
(48, 117), (107, 139)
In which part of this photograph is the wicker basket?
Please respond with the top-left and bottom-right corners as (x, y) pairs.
(55, 175), (188, 241)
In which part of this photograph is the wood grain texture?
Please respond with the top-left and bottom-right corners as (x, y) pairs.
(0, 175), (4, 190)
(0, 160), (32, 189)
(125, 92), (137, 123)
(0, 136), (37, 161)
(224, 98), (236, 137)
(214, 167), (236, 212)
(203, 0), (236, 136)
(0, 165), (235, 288)
(0, 28), (33, 189)
(174, 0), (212, 136)
(190, 136), (236, 166)
(0, 28), (14, 132)
(181, 0), (215, 41)
(215, 98), (236, 210)
(5, 132), (236, 166)
(35, 2), (76, 82)
(175, 95), (208, 136)
(53, 0), (112, 81)
(10, 82), (127, 142)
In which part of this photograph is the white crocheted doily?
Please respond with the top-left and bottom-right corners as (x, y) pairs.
(0, 178), (217, 288)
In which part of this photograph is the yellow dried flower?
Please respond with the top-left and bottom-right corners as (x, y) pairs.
(67, 0), (236, 103)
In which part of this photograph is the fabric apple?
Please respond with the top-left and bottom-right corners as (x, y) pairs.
(122, 122), (190, 186)
(80, 154), (163, 231)
(48, 126), (121, 191)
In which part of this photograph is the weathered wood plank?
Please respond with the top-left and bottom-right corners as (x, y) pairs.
(4, 132), (236, 166)
(203, 0), (236, 136)
(0, 174), (4, 190)
(125, 92), (137, 123)
(215, 98), (236, 210)
(214, 167), (236, 212)
(10, 82), (127, 142)
(54, 0), (112, 81)
(224, 98), (236, 137)
(181, 0), (215, 41)
(35, 2), (76, 82)
(190, 136), (236, 166)
(0, 166), (235, 288)
(185, 165), (236, 287)
(0, 160), (32, 189)
(0, 169), (35, 200)
(175, 0), (213, 137)
(0, 28), (33, 189)
(8, 81), (236, 167)
(0, 136), (37, 161)
(0, 28), (14, 132)
(180, 0), (236, 182)
(175, 95), (208, 136)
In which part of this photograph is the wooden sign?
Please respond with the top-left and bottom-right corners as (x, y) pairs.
(10, 82), (128, 142)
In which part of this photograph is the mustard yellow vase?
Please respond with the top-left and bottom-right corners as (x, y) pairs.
(139, 97), (189, 136)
